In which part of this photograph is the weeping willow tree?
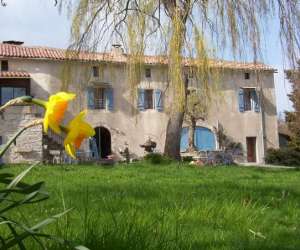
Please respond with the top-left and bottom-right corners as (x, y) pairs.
(57, 0), (300, 160)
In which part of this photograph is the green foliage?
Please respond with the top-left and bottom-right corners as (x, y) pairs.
(2, 164), (300, 249)
(265, 148), (300, 167)
(144, 153), (172, 165)
(215, 124), (243, 156)
(285, 62), (300, 150)
(181, 156), (193, 162)
(0, 165), (87, 250)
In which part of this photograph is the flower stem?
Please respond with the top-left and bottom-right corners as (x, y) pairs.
(0, 127), (27, 158)
(0, 119), (43, 159)
(31, 98), (47, 108)
(59, 125), (69, 134)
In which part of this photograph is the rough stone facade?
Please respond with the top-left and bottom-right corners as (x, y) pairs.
(0, 45), (279, 164)
(0, 105), (43, 163)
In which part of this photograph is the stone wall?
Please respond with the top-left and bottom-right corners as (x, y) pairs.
(0, 105), (43, 163)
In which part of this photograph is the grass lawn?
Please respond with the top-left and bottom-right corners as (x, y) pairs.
(1, 163), (300, 249)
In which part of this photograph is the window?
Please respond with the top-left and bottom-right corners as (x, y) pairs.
(0, 78), (30, 105)
(145, 68), (151, 78)
(243, 88), (252, 111)
(144, 89), (153, 109)
(180, 127), (216, 152)
(92, 66), (99, 78)
(244, 72), (250, 80)
(137, 88), (163, 111)
(87, 87), (114, 111)
(238, 88), (260, 112)
(94, 88), (105, 109)
(0, 87), (26, 105)
(1, 61), (8, 71)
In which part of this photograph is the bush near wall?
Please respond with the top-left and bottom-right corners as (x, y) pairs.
(265, 148), (300, 167)
(144, 153), (173, 165)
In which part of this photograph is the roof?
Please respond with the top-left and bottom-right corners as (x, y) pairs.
(0, 43), (275, 71)
(0, 71), (30, 78)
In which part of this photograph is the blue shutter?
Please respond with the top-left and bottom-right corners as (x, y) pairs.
(238, 88), (245, 112)
(251, 89), (260, 112)
(105, 88), (114, 111)
(87, 87), (95, 109)
(89, 137), (99, 160)
(194, 127), (216, 151)
(180, 127), (189, 152)
(154, 89), (163, 112)
(137, 89), (145, 111)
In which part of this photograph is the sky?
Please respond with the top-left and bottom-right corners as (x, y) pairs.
(0, 0), (294, 115)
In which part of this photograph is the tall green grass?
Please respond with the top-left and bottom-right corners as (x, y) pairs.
(1, 163), (300, 249)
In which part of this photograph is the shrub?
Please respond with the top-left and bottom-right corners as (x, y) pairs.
(206, 151), (235, 165)
(182, 156), (194, 162)
(265, 148), (300, 167)
(144, 153), (172, 165)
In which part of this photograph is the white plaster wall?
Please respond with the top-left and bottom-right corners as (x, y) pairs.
(1, 58), (279, 163)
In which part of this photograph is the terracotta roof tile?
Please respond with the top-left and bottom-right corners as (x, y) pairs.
(0, 71), (30, 78)
(0, 43), (275, 71)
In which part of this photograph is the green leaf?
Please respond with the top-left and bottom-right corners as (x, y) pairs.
(74, 246), (90, 250)
(1, 209), (73, 249)
(6, 164), (37, 189)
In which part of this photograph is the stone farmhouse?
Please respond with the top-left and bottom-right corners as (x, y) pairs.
(0, 41), (279, 164)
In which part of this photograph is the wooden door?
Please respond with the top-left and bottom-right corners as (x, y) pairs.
(246, 137), (256, 162)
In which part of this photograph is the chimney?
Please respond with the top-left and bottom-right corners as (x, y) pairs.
(3, 40), (24, 45)
(111, 44), (123, 55)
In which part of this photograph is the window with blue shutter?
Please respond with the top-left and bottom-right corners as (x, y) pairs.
(87, 87), (95, 109)
(239, 88), (260, 113)
(137, 89), (145, 111)
(105, 88), (114, 111)
(154, 89), (163, 112)
(251, 89), (260, 112)
(238, 88), (245, 112)
(194, 127), (216, 151)
(180, 127), (189, 152)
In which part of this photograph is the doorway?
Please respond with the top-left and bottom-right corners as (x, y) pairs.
(94, 127), (111, 158)
(246, 137), (256, 162)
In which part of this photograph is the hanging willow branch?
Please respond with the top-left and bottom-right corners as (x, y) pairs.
(0, 0), (6, 7)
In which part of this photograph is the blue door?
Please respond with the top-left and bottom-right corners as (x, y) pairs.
(194, 127), (216, 151)
(180, 127), (189, 152)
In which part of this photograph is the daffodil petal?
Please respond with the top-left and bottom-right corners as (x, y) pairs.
(65, 143), (76, 159)
(55, 92), (76, 101)
(43, 92), (76, 135)
(79, 123), (95, 137)
(74, 134), (86, 149)
(64, 110), (94, 158)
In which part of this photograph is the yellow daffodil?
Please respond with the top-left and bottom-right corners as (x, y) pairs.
(64, 110), (95, 159)
(43, 92), (76, 134)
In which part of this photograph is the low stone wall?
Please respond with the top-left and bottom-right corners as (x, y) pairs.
(0, 105), (43, 163)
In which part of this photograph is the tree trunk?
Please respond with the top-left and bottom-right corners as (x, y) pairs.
(163, 1), (190, 160)
(164, 74), (189, 160)
(164, 111), (185, 160)
(188, 116), (196, 152)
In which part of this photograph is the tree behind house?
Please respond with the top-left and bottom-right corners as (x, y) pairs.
(286, 61), (300, 151)
(185, 89), (209, 152)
